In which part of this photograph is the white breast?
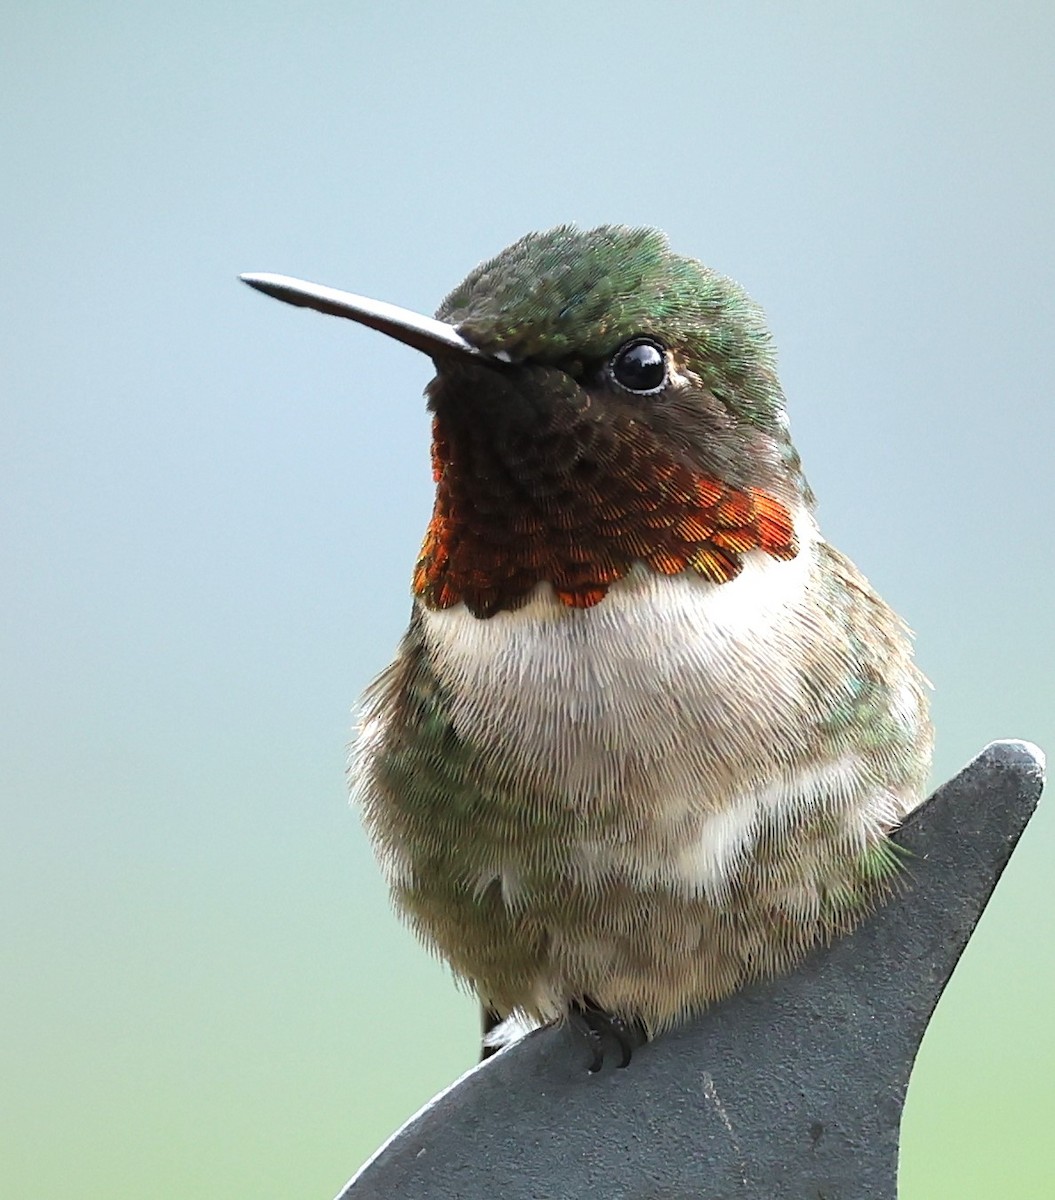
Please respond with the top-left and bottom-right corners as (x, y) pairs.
(412, 508), (843, 897)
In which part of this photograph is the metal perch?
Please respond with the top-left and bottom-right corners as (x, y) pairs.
(337, 739), (1045, 1200)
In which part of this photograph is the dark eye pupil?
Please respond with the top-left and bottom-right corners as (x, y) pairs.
(611, 339), (667, 393)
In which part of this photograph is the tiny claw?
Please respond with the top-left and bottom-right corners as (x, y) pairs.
(568, 999), (647, 1072)
(586, 1037), (605, 1075)
(567, 1005), (606, 1073)
(606, 1013), (644, 1069)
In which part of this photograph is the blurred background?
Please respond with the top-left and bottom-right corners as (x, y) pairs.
(3, 3), (1053, 1197)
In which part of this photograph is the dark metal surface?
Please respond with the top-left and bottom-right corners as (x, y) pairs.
(337, 740), (1045, 1200)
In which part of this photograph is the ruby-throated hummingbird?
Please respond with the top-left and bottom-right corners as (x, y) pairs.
(242, 225), (933, 1069)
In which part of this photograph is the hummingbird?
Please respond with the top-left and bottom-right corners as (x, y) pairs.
(241, 225), (933, 1070)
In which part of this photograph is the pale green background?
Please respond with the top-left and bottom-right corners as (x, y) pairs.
(3, 3), (1053, 1197)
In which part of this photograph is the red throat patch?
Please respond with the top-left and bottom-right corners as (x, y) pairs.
(413, 419), (798, 618)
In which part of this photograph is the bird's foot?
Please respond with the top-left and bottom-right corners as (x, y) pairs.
(568, 999), (647, 1073)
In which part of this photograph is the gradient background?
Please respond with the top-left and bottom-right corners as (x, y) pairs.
(4, 4), (1053, 1197)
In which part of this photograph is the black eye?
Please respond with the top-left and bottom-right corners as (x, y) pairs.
(609, 338), (667, 394)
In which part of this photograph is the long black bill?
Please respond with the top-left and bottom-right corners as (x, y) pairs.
(239, 272), (492, 363)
